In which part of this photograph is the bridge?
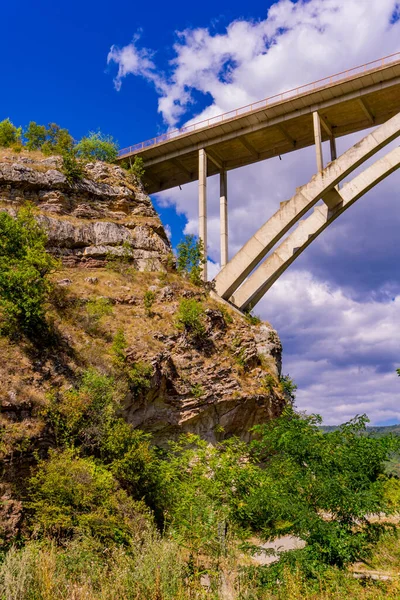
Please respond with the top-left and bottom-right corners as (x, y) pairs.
(117, 52), (400, 310)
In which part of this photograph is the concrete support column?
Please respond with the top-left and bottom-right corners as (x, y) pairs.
(198, 148), (207, 281)
(220, 170), (228, 268)
(313, 111), (324, 173)
(330, 135), (337, 162)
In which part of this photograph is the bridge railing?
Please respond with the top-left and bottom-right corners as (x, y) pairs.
(118, 52), (400, 158)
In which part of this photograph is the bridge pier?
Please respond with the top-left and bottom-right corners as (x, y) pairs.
(220, 170), (228, 268)
(198, 148), (207, 281)
(313, 111), (324, 172)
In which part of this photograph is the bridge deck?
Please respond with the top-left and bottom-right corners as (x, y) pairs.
(117, 54), (400, 194)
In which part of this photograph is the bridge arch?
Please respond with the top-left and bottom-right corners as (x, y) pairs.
(214, 112), (400, 302)
(228, 145), (400, 310)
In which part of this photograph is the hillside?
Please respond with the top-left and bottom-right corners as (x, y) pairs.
(1, 147), (399, 600)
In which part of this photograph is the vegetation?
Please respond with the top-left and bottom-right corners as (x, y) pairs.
(0, 118), (120, 167)
(175, 298), (206, 337)
(176, 234), (205, 286)
(0, 118), (22, 148)
(75, 131), (118, 163)
(0, 205), (57, 334)
(143, 290), (155, 317)
(128, 155), (145, 180)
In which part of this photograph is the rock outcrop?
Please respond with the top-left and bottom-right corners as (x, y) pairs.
(0, 154), (171, 270)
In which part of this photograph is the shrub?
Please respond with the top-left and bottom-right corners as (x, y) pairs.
(111, 328), (127, 369)
(45, 368), (117, 449)
(83, 297), (113, 334)
(128, 362), (153, 396)
(191, 383), (204, 398)
(0, 118), (22, 148)
(143, 290), (155, 317)
(176, 235), (205, 286)
(28, 448), (151, 544)
(280, 373), (298, 402)
(175, 299), (206, 337)
(75, 131), (118, 163)
(128, 156), (145, 181)
(0, 206), (57, 334)
(61, 150), (84, 184)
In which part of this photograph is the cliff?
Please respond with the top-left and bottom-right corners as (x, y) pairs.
(0, 149), (285, 453)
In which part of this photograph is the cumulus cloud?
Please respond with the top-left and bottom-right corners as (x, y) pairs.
(261, 271), (400, 424)
(109, 0), (400, 126)
(107, 33), (163, 93)
(108, 0), (400, 423)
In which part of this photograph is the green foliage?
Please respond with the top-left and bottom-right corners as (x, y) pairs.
(128, 156), (145, 180)
(127, 362), (153, 396)
(111, 328), (127, 369)
(261, 373), (277, 393)
(191, 383), (205, 398)
(0, 118), (22, 148)
(25, 121), (47, 150)
(75, 131), (118, 163)
(175, 298), (206, 337)
(45, 369), (117, 450)
(83, 297), (113, 334)
(61, 150), (84, 184)
(279, 373), (297, 401)
(0, 206), (57, 334)
(143, 290), (155, 317)
(41, 122), (74, 155)
(248, 409), (400, 577)
(28, 448), (151, 544)
(244, 310), (262, 325)
(176, 234), (205, 286)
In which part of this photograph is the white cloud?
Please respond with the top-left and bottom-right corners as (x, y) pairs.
(108, 0), (400, 126)
(261, 271), (400, 424)
(108, 0), (400, 423)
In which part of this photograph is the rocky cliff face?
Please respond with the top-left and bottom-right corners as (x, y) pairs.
(0, 150), (285, 450)
(0, 153), (171, 270)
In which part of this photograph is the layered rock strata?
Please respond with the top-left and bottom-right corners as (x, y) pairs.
(0, 155), (171, 270)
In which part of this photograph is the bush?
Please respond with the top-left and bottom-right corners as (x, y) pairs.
(61, 150), (84, 184)
(176, 235), (205, 286)
(175, 298), (206, 337)
(75, 131), (118, 163)
(28, 448), (151, 544)
(0, 118), (22, 148)
(143, 290), (155, 317)
(280, 373), (297, 402)
(0, 206), (57, 334)
(128, 156), (145, 181)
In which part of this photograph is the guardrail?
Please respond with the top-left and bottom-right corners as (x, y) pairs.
(118, 51), (400, 157)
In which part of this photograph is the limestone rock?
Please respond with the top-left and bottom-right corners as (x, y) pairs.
(0, 155), (171, 271)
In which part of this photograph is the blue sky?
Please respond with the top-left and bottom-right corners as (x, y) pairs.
(1, 0), (400, 424)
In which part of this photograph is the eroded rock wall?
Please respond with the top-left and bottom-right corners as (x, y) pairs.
(0, 155), (171, 270)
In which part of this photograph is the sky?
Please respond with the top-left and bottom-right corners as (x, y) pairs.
(1, 0), (399, 424)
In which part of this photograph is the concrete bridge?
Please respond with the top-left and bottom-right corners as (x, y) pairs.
(118, 52), (400, 310)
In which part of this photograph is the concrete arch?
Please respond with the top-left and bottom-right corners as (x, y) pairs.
(214, 112), (400, 300)
(230, 146), (400, 311)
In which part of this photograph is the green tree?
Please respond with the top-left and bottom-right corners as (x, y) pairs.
(0, 118), (22, 148)
(29, 448), (151, 544)
(176, 235), (205, 286)
(25, 121), (47, 150)
(0, 206), (57, 333)
(42, 122), (74, 155)
(75, 131), (118, 163)
(128, 156), (145, 181)
(247, 409), (400, 579)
